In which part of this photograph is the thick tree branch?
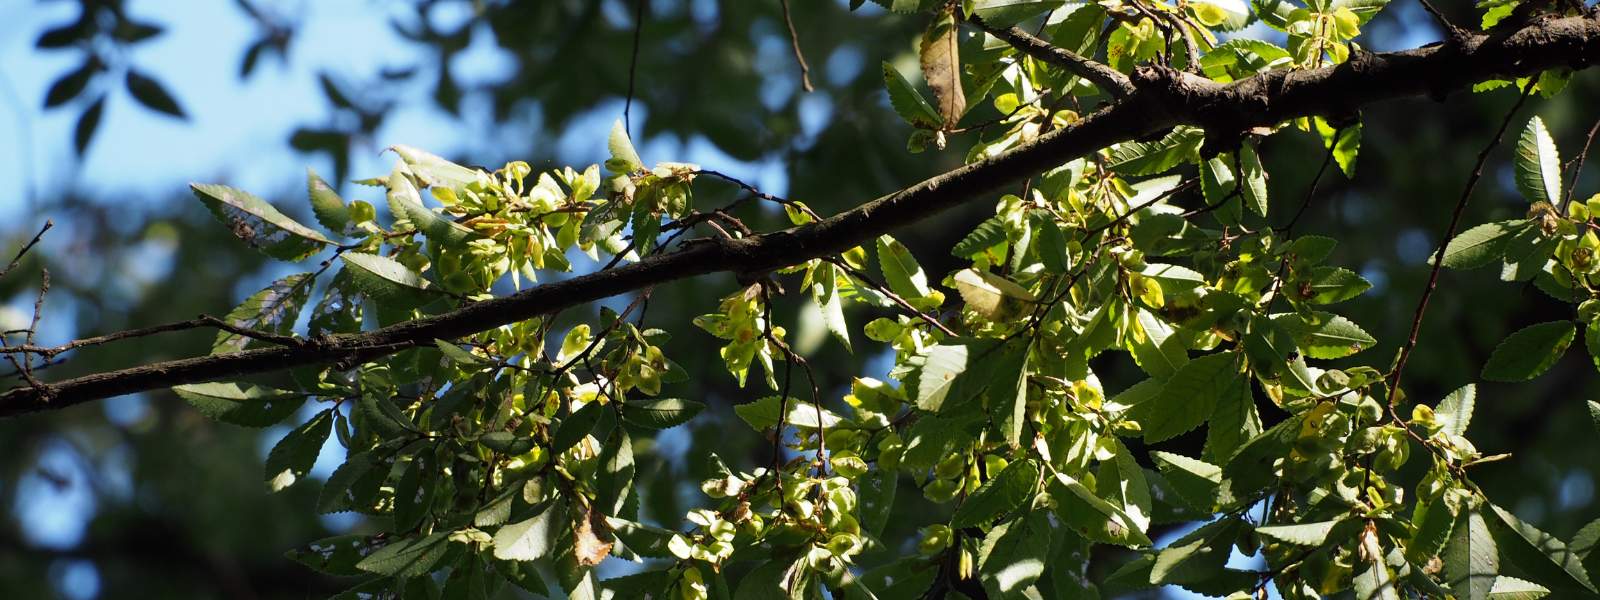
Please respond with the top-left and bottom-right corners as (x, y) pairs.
(5, 14), (1600, 418)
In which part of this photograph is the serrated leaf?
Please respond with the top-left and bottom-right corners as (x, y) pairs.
(552, 400), (605, 455)
(391, 450), (438, 531)
(1152, 517), (1240, 584)
(1150, 452), (1221, 513)
(901, 413), (980, 470)
(306, 168), (353, 237)
(861, 468), (898, 537)
(285, 534), (385, 576)
(920, 7), (966, 129)
(1098, 438), (1153, 534)
(1488, 576), (1552, 599)
(882, 62), (943, 129)
(1221, 413), (1304, 502)
(308, 267), (364, 337)
(877, 234), (932, 300)
(264, 409), (333, 492)
(1436, 384), (1476, 438)
(1244, 314), (1319, 393)
(1145, 468), (1214, 523)
(1126, 352), (1242, 443)
(1303, 266), (1373, 304)
(341, 252), (443, 311)
(1482, 321), (1575, 381)
(1256, 518), (1346, 545)
(972, 0), (1066, 27)
(607, 119), (644, 174)
(317, 445), (391, 514)
(1128, 307), (1189, 379)
(174, 382), (306, 428)
(1315, 117), (1362, 178)
(1488, 502), (1598, 593)
(916, 338), (1006, 412)
(977, 509), (1051, 599)
(734, 396), (847, 431)
(1048, 473), (1153, 547)
(356, 532), (450, 577)
(388, 173), (482, 250)
(1443, 507), (1499, 600)
(952, 216), (1009, 259)
(1271, 311), (1377, 359)
(952, 459), (1037, 528)
(433, 339), (487, 366)
(619, 398), (705, 429)
(388, 144), (479, 193)
(360, 394), (420, 439)
(1204, 366), (1261, 463)
(1515, 116), (1563, 205)
(1106, 126), (1205, 176)
(606, 518), (679, 560)
(814, 267), (853, 352)
(493, 498), (565, 561)
(191, 183), (333, 261)
(213, 272), (313, 354)
(1239, 141), (1269, 216)
(954, 269), (1036, 323)
(1439, 220), (1530, 269)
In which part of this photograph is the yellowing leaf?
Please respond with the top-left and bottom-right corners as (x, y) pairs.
(953, 269), (1036, 322)
(919, 7), (966, 130)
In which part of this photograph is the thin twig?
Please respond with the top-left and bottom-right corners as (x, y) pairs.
(624, 0), (649, 133)
(1277, 134), (1339, 235)
(1, 314), (307, 359)
(777, 0), (813, 93)
(966, 14), (1136, 100)
(1085, 177), (1199, 236)
(0, 221), (52, 281)
(1562, 113), (1600, 207)
(1389, 84), (1534, 402)
(826, 258), (959, 337)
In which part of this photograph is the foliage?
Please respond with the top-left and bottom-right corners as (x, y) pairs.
(11, 0), (1600, 599)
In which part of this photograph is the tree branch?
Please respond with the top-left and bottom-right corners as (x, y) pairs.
(967, 15), (1137, 100)
(6, 14), (1600, 418)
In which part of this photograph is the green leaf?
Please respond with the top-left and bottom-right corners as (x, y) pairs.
(355, 532), (451, 577)
(191, 183), (333, 261)
(1488, 576), (1552, 599)
(391, 450), (439, 531)
(1316, 117), (1362, 178)
(1201, 154), (1237, 209)
(1128, 307), (1189, 379)
(1152, 517), (1240, 584)
(814, 267), (853, 353)
(126, 69), (185, 117)
(1031, 212), (1071, 274)
(735, 556), (808, 600)
(1105, 126), (1204, 176)
(213, 272), (314, 354)
(1304, 266), (1373, 304)
(1488, 502), (1598, 593)
(307, 168), (353, 236)
(1256, 518), (1347, 546)
(264, 409), (333, 492)
(734, 396), (848, 431)
(433, 339), (486, 366)
(1590, 400), (1600, 436)
(1240, 142), (1270, 216)
(389, 172), (483, 249)
(972, 0), (1066, 27)
(1221, 413), (1304, 502)
(1150, 452), (1221, 513)
(1204, 366), (1261, 463)
(978, 509), (1052, 599)
(606, 518), (679, 560)
(1515, 116), (1563, 205)
(284, 534), (384, 576)
(1051, 527), (1099, 599)
(174, 382), (306, 428)
(1289, 235), (1338, 263)
(309, 267), (364, 337)
(877, 235), (932, 300)
(861, 468), (898, 537)
(1436, 384), (1476, 437)
(1244, 314), (1318, 393)
(1098, 439), (1152, 533)
(1482, 321), (1576, 381)
(915, 338), (1006, 413)
(329, 578), (403, 600)
(1443, 507), (1499, 600)
(1146, 468), (1214, 523)
(388, 144), (480, 193)
(492, 498), (565, 561)
(901, 413), (980, 470)
(596, 429), (635, 516)
(988, 343), (1030, 448)
(607, 119), (644, 174)
(620, 398), (705, 429)
(952, 216), (1009, 259)
(552, 400), (605, 455)
(1048, 473), (1153, 547)
(1125, 352), (1242, 443)
(1354, 551), (1400, 600)
(341, 252), (443, 311)
(952, 458), (1037, 528)
(881, 62), (942, 129)
(1271, 311), (1377, 359)
(316, 445), (391, 514)
(1438, 220), (1530, 269)
(360, 393), (420, 439)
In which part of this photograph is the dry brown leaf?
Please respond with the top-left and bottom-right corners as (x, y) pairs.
(572, 503), (614, 567)
(920, 7), (966, 130)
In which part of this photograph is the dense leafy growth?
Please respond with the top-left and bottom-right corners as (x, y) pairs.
(12, 0), (1600, 599)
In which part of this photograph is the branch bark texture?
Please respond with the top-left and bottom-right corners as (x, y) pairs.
(5, 15), (1600, 418)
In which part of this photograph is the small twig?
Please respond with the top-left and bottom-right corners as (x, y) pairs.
(624, 0), (649, 133)
(1562, 113), (1600, 208)
(777, 0), (813, 93)
(1389, 84), (1534, 403)
(0, 221), (52, 281)
(825, 258), (959, 337)
(1277, 134), (1339, 235)
(966, 14), (1136, 100)
(1, 314), (307, 360)
(1085, 177), (1199, 235)
(1414, 0), (1464, 41)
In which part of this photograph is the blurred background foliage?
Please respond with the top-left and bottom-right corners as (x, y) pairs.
(0, 0), (1596, 598)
